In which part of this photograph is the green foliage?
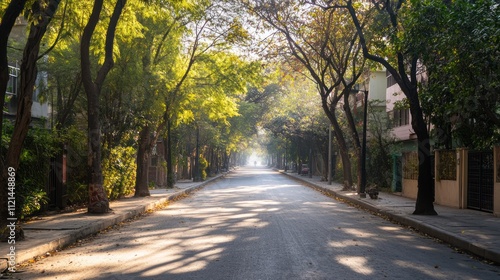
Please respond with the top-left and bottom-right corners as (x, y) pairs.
(174, 50), (265, 170)
(18, 128), (56, 217)
(60, 126), (88, 206)
(366, 143), (392, 188)
(366, 104), (396, 189)
(438, 150), (457, 181)
(403, 152), (419, 180)
(199, 155), (208, 180)
(2, 122), (58, 218)
(66, 182), (88, 206)
(261, 72), (330, 170)
(21, 189), (49, 218)
(405, 0), (500, 149)
(102, 146), (137, 199)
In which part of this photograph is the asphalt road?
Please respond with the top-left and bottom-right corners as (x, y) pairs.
(18, 167), (500, 279)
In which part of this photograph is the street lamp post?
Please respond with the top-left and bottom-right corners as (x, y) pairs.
(360, 89), (368, 198)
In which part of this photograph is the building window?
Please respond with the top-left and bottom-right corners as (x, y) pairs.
(392, 108), (410, 127)
(7, 65), (19, 95)
(386, 71), (397, 88)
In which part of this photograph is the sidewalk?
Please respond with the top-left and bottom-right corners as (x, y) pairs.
(0, 173), (227, 273)
(280, 170), (500, 265)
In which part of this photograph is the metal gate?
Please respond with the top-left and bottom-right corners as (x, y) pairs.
(47, 146), (67, 209)
(467, 151), (494, 212)
(392, 155), (402, 192)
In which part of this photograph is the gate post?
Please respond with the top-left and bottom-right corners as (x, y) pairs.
(494, 146), (500, 217)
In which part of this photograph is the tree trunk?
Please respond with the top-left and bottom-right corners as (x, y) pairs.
(166, 119), (175, 188)
(86, 89), (108, 213)
(223, 151), (229, 171)
(0, 0), (28, 238)
(321, 97), (353, 189)
(333, 121), (353, 190)
(345, 1), (436, 214)
(135, 117), (167, 193)
(134, 126), (151, 197)
(1, 0), (60, 241)
(0, 0), (28, 134)
(81, 0), (126, 213)
(81, 0), (106, 213)
(217, 149), (221, 173)
(408, 88), (437, 215)
(343, 90), (362, 191)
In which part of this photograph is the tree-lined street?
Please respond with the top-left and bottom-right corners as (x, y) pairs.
(18, 167), (500, 279)
(1, 0), (499, 278)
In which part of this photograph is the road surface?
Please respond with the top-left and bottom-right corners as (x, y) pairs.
(18, 167), (500, 279)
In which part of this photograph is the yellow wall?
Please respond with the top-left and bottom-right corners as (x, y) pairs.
(435, 180), (462, 208)
(434, 149), (465, 209)
(402, 179), (418, 199)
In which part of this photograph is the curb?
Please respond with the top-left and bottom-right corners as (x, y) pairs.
(3, 174), (225, 272)
(281, 171), (500, 265)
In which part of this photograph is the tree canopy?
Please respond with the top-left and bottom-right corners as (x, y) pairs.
(405, 0), (500, 149)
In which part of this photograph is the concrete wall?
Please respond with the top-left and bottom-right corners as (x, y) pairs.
(403, 148), (498, 215)
(31, 101), (49, 119)
(402, 179), (418, 199)
(435, 180), (462, 208)
(368, 69), (386, 104)
(434, 149), (466, 209)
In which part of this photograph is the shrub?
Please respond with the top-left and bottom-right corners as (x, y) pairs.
(2, 122), (58, 218)
(102, 146), (137, 199)
(61, 126), (88, 206)
(199, 155), (208, 180)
